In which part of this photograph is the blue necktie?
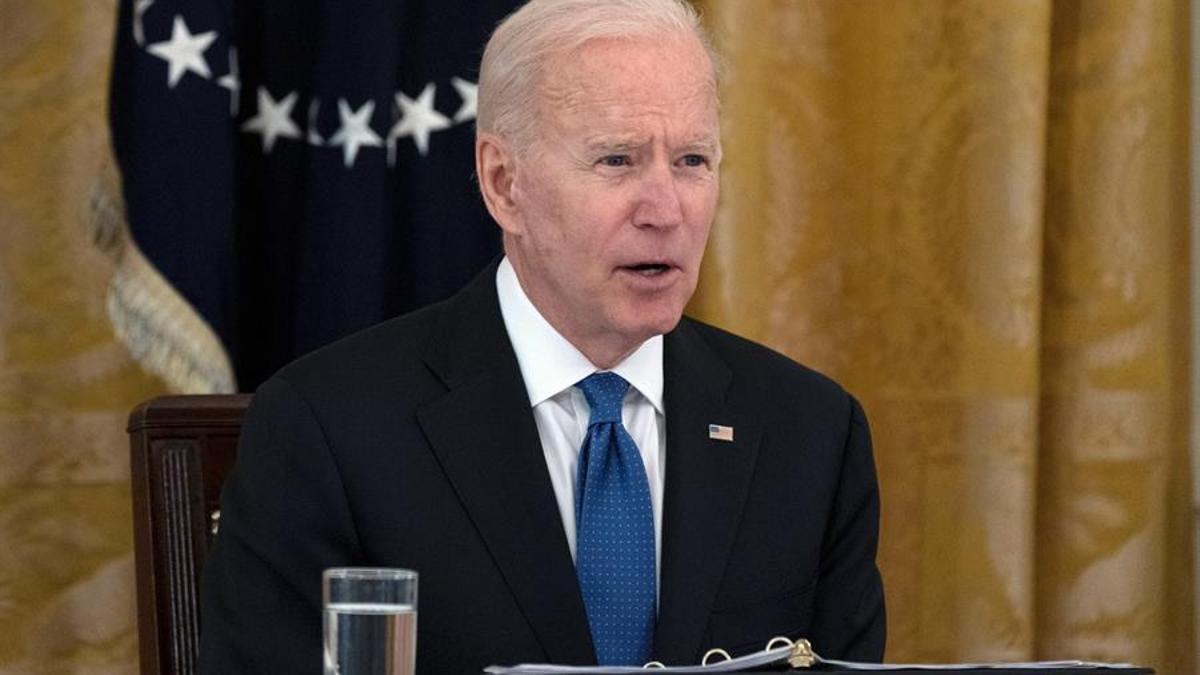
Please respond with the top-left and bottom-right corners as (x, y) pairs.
(574, 372), (656, 666)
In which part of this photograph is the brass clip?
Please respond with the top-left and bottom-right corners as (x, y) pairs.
(787, 639), (815, 668)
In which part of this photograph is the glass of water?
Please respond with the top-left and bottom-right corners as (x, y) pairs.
(323, 568), (418, 675)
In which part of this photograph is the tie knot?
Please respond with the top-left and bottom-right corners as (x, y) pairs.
(576, 372), (629, 425)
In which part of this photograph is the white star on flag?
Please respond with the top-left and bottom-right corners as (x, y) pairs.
(241, 87), (301, 153)
(450, 77), (477, 123)
(329, 99), (383, 168)
(146, 15), (217, 88)
(133, 0), (154, 46)
(217, 47), (240, 116)
(389, 82), (450, 160)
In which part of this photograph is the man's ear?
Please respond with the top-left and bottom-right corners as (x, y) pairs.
(476, 132), (523, 235)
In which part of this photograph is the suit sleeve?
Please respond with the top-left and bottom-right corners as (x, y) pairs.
(199, 376), (362, 674)
(809, 395), (886, 661)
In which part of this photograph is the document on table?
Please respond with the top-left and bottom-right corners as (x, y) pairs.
(485, 638), (1144, 674)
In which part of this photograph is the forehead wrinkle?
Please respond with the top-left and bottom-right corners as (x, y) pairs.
(532, 37), (720, 155)
(546, 83), (718, 135)
(558, 75), (714, 114)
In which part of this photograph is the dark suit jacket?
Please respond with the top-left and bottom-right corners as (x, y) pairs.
(199, 262), (885, 674)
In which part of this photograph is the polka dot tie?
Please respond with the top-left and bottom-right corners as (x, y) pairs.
(574, 372), (656, 666)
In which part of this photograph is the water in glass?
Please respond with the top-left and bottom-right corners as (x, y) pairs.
(323, 602), (416, 675)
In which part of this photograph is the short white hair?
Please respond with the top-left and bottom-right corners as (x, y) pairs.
(477, 0), (718, 152)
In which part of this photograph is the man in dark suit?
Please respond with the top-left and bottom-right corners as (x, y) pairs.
(199, 0), (885, 673)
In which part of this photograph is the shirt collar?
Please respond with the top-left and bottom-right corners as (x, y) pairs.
(496, 256), (664, 413)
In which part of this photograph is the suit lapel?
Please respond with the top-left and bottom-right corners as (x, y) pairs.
(654, 320), (762, 664)
(416, 265), (595, 665)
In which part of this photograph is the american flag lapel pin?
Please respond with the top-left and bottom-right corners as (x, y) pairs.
(708, 424), (734, 442)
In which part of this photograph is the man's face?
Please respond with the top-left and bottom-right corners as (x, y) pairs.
(504, 34), (720, 361)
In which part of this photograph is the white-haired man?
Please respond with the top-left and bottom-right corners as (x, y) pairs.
(200, 1), (885, 672)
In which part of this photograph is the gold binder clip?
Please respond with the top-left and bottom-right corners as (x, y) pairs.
(787, 639), (815, 668)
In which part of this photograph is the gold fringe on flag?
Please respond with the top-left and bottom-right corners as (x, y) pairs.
(86, 165), (236, 395)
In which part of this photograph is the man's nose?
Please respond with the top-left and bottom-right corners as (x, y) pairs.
(633, 162), (684, 229)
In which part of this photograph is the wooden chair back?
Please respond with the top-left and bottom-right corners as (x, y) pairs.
(128, 394), (250, 675)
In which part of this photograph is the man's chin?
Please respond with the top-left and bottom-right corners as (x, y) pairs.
(616, 309), (686, 342)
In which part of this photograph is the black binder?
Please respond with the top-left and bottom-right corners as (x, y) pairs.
(486, 636), (1154, 675)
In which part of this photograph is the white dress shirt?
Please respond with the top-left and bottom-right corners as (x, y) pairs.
(495, 257), (665, 584)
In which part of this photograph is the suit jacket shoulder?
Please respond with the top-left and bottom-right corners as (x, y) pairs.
(679, 316), (849, 396)
(267, 259), (516, 432)
(672, 316), (856, 437)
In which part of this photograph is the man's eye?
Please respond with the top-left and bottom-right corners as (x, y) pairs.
(681, 154), (708, 168)
(599, 155), (631, 167)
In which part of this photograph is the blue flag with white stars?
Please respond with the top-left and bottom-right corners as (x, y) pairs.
(109, 0), (517, 390)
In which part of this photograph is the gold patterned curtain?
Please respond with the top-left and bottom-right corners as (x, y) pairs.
(691, 0), (1193, 671)
(0, 0), (165, 671)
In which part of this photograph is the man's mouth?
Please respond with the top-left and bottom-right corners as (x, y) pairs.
(622, 263), (673, 277)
